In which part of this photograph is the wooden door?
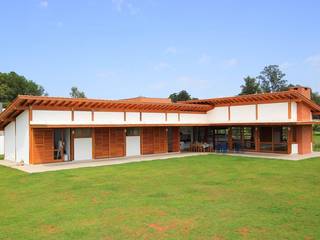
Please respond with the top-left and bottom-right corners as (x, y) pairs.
(94, 128), (110, 159)
(154, 127), (167, 153)
(109, 128), (125, 157)
(32, 129), (54, 164)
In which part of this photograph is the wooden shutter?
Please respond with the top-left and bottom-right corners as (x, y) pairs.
(110, 128), (125, 157)
(141, 127), (168, 155)
(141, 127), (154, 154)
(32, 129), (54, 164)
(172, 127), (180, 152)
(154, 127), (167, 153)
(94, 128), (110, 159)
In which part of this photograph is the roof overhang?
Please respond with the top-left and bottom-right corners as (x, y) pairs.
(181, 90), (320, 113)
(0, 95), (213, 129)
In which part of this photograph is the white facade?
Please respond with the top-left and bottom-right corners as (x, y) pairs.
(74, 138), (92, 161)
(258, 103), (288, 122)
(2, 99), (308, 164)
(4, 121), (15, 161)
(0, 131), (4, 155)
(15, 110), (29, 164)
(29, 102), (298, 126)
(126, 136), (141, 156)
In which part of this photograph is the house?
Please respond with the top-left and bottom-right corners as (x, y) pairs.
(0, 87), (319, 165)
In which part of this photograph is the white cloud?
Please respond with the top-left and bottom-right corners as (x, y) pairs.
(223, 58), (239, 67)
(40, 0), (48, 8)
(111, 0), (139, 15)
(306, 54), (320, 69)
(153, 62), (171, 71)
(198, 53), (212, 65)
(279, 62), (294, 70)
(165, 46), (177, 55)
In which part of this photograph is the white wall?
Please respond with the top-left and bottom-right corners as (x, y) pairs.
(126, 136), (141, 156)
(0, 131), (4, 155)
(166, 113), (179, 123)
(141, 113), (166, 124)
(30, 101), (298, 126)
(4, 121), (15, 161)
(95, 112), (124, 124)
(16, 110), (29, 164)
(291, 102), (297, 121)
(74, 138), (92, 161)
(126, 112), (140, 123)
(258, 103), (288, 122)
(230, 105), (256, 122)
(74, 111), (91, 123)
(180, 113), (207, 123)
(207, 107), (229, 123)
(291, 143), (298, 154)
(32, 110), (72, 124)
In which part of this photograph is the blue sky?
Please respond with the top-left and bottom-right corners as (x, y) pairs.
(1, 0), (320, 99)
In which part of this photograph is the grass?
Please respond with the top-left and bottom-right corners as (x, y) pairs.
(0, 155), (320, 240)
(0, 154), (3, 160)
(314, 132), (320, 151)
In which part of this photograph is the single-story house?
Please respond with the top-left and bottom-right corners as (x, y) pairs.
(0, 86), (319, 165)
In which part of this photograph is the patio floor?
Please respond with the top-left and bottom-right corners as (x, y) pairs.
(0, 151), (319, 173)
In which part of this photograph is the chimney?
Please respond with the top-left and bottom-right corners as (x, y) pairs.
(289, 86), (311, 99)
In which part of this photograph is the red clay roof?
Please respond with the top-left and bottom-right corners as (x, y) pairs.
(121, 97), (172, 103)
(0, 95), (213, 129)
(182, 90), (320, 112)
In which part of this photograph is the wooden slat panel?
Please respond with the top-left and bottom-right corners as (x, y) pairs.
(94, 128), (110, 158)
(153, 127), (167, 153)
(171, 127), (180, 152)
(110, 128), (125, 157)
(142, 127), (168, 154)
(142, 127), (154, 154)
(32, 129), (54, 164)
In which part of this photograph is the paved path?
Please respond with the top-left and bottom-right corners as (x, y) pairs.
(0, 151), (319, 173)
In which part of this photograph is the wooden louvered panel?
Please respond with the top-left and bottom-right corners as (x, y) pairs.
(171, 127), (180, 152)
(153, 127), (160, 153)
(141, 127), (168, 155)
(110, 128), (125, 157)
(94, 128), (110, 158)
(32, 129), (54, 164)
(154, 127), (167, 153)
(141, 127), (154, 154)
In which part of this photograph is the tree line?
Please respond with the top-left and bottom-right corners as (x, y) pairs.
(0, 66), (319, 107)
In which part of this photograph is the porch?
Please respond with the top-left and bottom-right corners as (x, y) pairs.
(1, 151), (319, 173)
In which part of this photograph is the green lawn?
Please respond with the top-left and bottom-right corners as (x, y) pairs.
(0, 154), (3, 160)
(314, 132), (320, 151)
(1, 155), (320, 240)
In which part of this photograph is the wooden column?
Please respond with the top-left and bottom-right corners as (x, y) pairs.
(255, 127), (260, 152)
(228, 127), (233, 151)
(287, 126), (292, 154)
(92, 128), (95, 159)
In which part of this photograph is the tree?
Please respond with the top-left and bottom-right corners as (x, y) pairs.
(257, 65), (288, 93)
(312, 92), (320, 105)
(239, 76), (261, 95)
(0, 71), (45, 106)
(169, 90), (196, 102)
(70, 86), (86, 98)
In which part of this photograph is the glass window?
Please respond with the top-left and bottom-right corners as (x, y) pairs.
(260, 127), (272, 142)
(126, 128), (140, 136)
(74, 128), (92, 138)
(292, 127), (297, 143)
